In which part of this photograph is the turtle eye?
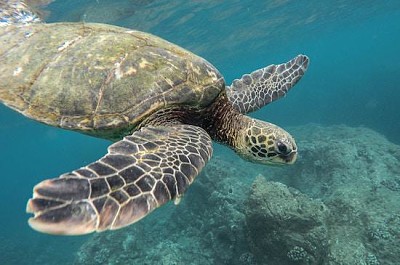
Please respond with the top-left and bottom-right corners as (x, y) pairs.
(276, 141), (290, 155)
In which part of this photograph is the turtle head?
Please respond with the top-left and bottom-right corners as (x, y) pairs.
(235, 118), (297, 165)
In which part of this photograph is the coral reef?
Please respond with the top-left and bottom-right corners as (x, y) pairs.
(264, 125), (400, 264)
(74, 125), (400, 265)
(245, 177), (329, 264)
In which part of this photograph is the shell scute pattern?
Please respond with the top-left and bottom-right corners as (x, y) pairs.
(1, 23), (224, 140)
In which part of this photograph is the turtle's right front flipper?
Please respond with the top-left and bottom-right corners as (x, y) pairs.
(26, 124), (212, 235)
(227, 54), (309, 114)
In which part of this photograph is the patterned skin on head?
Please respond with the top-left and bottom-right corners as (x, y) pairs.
(235, 119), (297, 165)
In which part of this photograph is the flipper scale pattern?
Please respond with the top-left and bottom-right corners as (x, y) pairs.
(26, 124), (212, 235)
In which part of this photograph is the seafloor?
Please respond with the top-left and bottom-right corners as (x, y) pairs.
(71, 124), (400, 265)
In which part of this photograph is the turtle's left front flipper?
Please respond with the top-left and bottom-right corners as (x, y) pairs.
(26, 125), (212, 235)
(227, 54), (309, 114)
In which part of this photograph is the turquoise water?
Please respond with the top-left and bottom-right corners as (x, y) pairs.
(0, 1), (399, 264)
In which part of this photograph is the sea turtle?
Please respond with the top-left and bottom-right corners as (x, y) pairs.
(0, 1), (309, 235)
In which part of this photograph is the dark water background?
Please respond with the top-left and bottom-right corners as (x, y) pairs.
(0, 0), (399, 264)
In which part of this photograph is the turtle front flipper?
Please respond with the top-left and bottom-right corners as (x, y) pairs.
(26, 125), (212, 235)
(226, 54), (309, 114)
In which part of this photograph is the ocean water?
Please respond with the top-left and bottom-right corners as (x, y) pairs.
(0, 1), (399, 264)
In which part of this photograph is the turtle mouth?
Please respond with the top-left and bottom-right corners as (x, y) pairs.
(271, 150), (297, 165)
(256, 150), (297, 166)
(282, 150), (297, 164)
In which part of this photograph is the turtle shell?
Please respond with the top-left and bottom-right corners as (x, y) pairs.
(0, 23), (224, 139)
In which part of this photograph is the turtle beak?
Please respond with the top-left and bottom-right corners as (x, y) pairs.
(282, 150), (297, 164)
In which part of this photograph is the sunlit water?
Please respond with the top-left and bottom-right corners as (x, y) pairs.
(0, 1), (399, 264)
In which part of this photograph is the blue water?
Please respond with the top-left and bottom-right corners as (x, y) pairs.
(0, 1), (399, 264)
